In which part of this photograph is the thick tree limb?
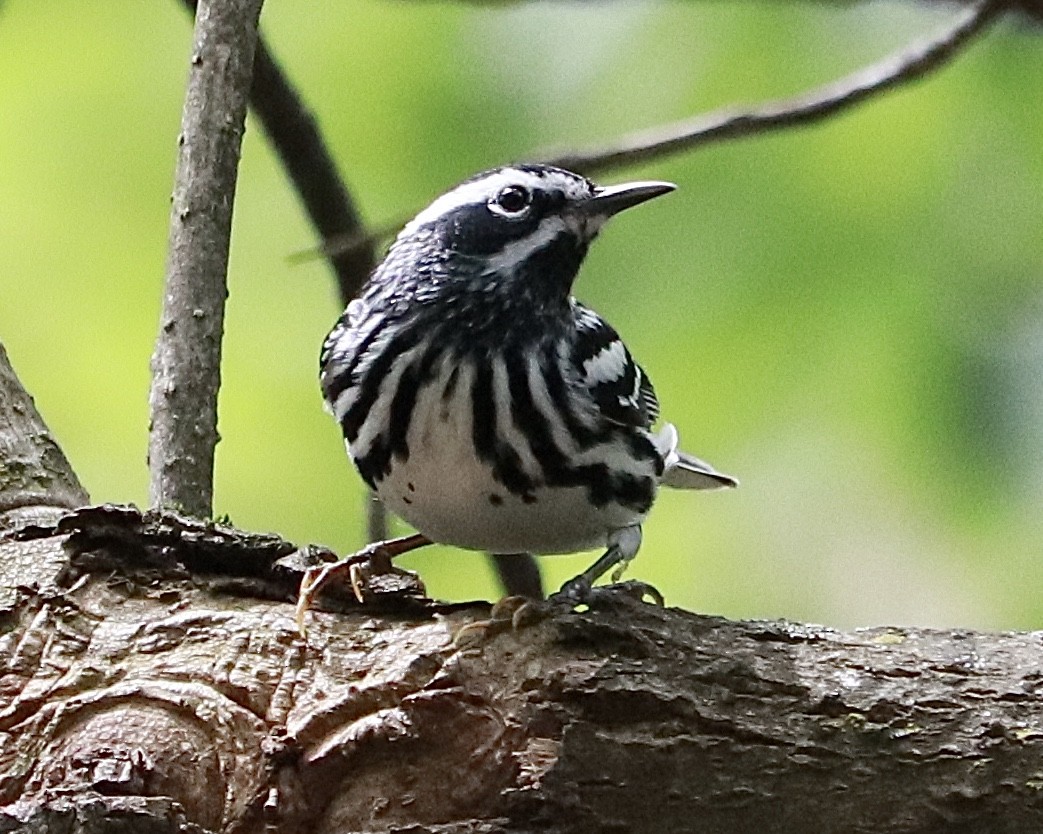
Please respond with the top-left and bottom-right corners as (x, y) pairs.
(148, 0), (265, 518)
(0, 341), (87, 530)
(3, 505), (1043, 833)
(0, 342), (88, 612)
(546, 0), (1007, 176)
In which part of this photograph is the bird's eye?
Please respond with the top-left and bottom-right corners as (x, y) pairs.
(489, 185), (532, 217)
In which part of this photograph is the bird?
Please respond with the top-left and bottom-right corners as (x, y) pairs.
(314, 163), (736, 608)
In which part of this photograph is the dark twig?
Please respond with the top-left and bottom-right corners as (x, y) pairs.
(178, 7), (374, 307)
(365, 492), (387, 543)
(148, 0), (265, 517)
(288, 219), (401, 271)
(245, 29), (389, 541)
(546, 0), (1006, 176)
(246, 34), (376, 302)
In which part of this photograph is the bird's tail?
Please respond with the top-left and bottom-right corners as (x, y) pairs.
(653, 423), (738, 491)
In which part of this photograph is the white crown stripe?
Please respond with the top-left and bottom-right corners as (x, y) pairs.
(399, 168), (591, 239)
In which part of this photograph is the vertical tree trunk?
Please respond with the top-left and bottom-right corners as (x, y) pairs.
(148, 0), (265, 517)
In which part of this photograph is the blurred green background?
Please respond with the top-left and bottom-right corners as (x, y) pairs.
(1, 2), (1040, 629)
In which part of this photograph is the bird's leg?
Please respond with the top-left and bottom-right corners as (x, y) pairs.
(490, 552), (544, 600)
(456, 529), (659, 648)
(552, 525), (662, 606)
(295, 533), (431, 634)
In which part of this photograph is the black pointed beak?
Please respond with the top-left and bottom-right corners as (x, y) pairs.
(585, 180), (676, 218)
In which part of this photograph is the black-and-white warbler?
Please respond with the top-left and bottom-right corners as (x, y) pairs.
(319, 164), (736, 603)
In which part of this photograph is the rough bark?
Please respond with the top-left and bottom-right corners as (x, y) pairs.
(148, 0), (264, 518)
(0, 342), (89, 615)
(2, 504), (1043, 834)
(0, 343), (88, 529)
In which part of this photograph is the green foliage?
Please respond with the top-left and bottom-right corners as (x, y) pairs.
(1, 2), (1040, 628)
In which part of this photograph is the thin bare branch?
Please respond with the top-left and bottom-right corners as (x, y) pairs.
(287, 219), (400, 273)
(546, 0), (1007, 176)
(313, 0), (1009, 265)
(176, 0), (386, 539)
(490, 553), (545, 600)
(364, 490), (387, 542)
(149, 0), (265, 517)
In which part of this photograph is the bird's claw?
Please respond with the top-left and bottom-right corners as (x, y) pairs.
(549, 577), (664, 609)
(451, 594), (552, 649)
(607, 579), (665, 606)
(295, 555), (367, 635)
(451, 578), (664, 650)
(294, 536), (429, 636)
(551, 575), (593, 607)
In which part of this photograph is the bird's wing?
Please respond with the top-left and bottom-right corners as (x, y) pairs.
(571, 303), (737, 489)
(571, 303), (659, 429)
(319, 298), (380, 410)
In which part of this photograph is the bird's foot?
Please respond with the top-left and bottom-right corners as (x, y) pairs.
(546, 525), (651, 609)
(451, 594), (547, 649)
(451, 578), (664, 650)
(295, 534), (430, 635)
(550, 577), (665, 609)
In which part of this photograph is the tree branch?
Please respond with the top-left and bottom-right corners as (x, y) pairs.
(316, 0), (1011, 267)
(200, 8), (394, 541)
(0, 341), (88, 531)
(178, 0), (376, 305)
(545, 0), (1007, 176)
(434, 0), (1042, 23)
(249, 38), (375, 304)
(148, 0), (266, 518)
(4, 506), (1043, 832)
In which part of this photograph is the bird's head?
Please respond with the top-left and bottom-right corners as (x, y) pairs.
(382, 164), (675, 308)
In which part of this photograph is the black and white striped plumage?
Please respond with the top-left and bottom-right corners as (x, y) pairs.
(321, 164), (735, 598)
